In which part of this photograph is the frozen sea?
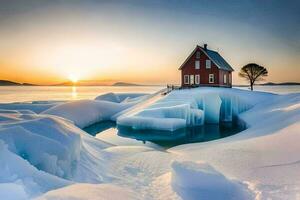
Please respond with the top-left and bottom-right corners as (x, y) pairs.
(0, 85), (299, 103)
(0, 86), (164, 103)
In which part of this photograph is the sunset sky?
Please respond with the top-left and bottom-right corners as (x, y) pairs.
(0, 0), (299, 85)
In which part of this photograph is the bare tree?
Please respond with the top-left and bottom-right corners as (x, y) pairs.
(239, 63), (268, 91)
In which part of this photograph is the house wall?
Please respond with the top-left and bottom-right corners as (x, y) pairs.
(219, 70), (232, 87)
(181, 48), (221, 87)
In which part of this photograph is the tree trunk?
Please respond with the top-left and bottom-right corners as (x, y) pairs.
(250, 82), (253, 91)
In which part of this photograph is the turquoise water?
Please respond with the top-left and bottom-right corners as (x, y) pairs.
(84, 121), (245, 148)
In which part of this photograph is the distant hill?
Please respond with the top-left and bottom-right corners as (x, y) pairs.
(55, 81), (142, 86)
(260, 82), (300, 86)
(112, 82), (141, 86)
(0, 80), (36, 86)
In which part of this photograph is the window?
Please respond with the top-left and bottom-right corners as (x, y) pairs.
(229, 74), (231, 84)
(224, 74), (227, 84)
(206, 60), (211, 69)
(190, 75), (194, 85)
(195, 61), (200, 69)
(195, 75), (200, 84)
(209, 74), (214, 83)
(184, 75), (189, 84)
(196, 51), (200, 59)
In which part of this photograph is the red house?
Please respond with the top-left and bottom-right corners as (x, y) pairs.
(179, 44), (234, 87)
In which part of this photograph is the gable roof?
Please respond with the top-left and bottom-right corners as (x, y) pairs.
(178, 45), (234, 71)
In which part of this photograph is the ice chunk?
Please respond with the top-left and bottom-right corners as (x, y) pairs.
(171, 161), (254, 200)
(220, 94), (233, 122)
(203, 93), (222, 123)
(117, 116), (186, 131)
(117, 104), (204, 131)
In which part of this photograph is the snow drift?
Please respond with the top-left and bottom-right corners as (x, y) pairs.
(171, 161), (254, 200)
(43, 93), (149, 128)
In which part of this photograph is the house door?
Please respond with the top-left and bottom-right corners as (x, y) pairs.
(190, 75), (194, 85)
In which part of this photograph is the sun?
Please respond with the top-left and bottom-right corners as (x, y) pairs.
(68, 74), (79, 84)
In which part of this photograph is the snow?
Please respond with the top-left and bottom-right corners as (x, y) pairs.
(95, 92), (121, 103)
(0, 183), (28, 200)
(41, 93), (149, 128)
(95, 92), (148, 103)
(38, 184), (139, 200)
(0, 89), (299, 199)
(42, 100), (130, 128)
(171, 161), (254, 200)
(0, 101), (61, 113)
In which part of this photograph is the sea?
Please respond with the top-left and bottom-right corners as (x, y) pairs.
(0, 85), (299, 103)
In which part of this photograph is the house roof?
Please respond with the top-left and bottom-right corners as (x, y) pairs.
(179, 45), (234, 71)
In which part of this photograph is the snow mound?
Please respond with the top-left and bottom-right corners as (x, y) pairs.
(95, 92), (121, 103)
(0, 183), (28, 200)
(0, 115), (82, 179)
(0, 140), (71, 199)
(37, 183), (139, 200)
(42, 100), (131, 128)
(0, 101), (60, 113)
(171, 161), (254, 200)
(95, 93), (148, 103)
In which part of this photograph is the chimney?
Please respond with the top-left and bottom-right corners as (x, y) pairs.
(204, 44), (207, 50)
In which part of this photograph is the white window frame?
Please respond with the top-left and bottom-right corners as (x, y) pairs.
(196, 51), (200, 59)
(206, 60), (211, 69)
(209, 74), (214, 83)
(190, 75), (194, 85)
(224, 74), (227, 84)
(195, 60), (200, 69)
(195, 74), (200, 84)
(184, 75), (189, 84)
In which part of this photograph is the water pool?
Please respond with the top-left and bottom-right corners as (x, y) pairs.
(84, 120), (245, 148)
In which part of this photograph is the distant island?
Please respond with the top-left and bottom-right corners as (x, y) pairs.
(259, 82), (300, 86)
(0, 79), (143, 86)
(112, 82), (141, 86)
(0, 80), (36, 86)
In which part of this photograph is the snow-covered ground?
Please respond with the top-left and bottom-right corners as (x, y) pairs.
(0, 88), (299, 200)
